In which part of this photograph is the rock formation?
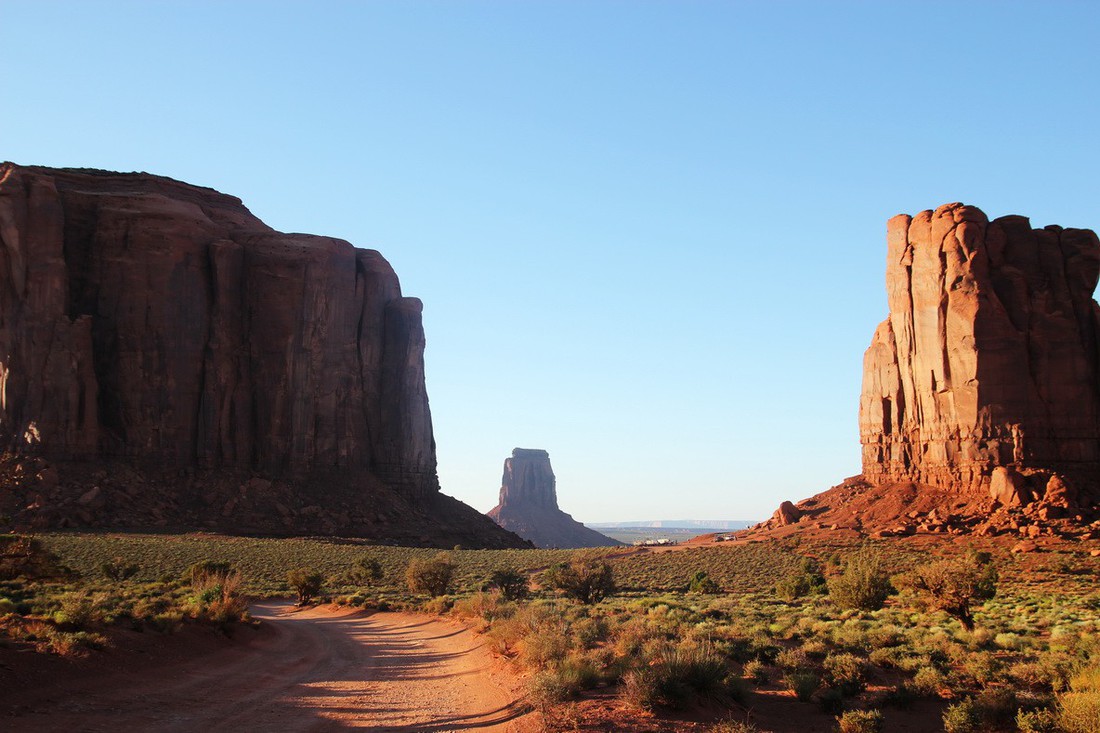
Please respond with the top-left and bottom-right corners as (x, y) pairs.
(487, 448), (621, 548)
(859, 203), (1100, 507)
(751, 204), (1100, 542)
(0, 163), (527, 547)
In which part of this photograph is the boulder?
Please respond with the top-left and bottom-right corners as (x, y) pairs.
(772, 500), (803, 526)
(989, 467), (1032, 507)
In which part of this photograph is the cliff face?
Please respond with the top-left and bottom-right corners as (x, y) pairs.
(859, 203), (1100, 505)
(487, 448), (621, 548)
(0, 163), (526, 547)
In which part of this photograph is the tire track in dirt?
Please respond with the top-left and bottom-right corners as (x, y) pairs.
(2, 601), (534, 732)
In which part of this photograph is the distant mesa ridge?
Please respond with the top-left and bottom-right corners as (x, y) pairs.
(0, 162), (527, 547)
(487, 448), (622, 548)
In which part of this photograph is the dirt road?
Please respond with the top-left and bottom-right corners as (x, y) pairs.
(1, 602), (534, 732)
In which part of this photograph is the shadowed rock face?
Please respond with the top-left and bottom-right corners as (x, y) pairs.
(487, 448), (621, 548)
(0, 163), (527, 547)
(859, 203), (1100, 505)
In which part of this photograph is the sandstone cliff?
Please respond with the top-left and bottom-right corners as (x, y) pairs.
(487, 448), (621, 548)
(0, 163), (526, 547)
(750, 204), (1100, 542)
(859, 203), (1100, 508)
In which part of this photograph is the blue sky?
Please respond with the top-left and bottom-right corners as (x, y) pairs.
(3, 2), (1098, 521)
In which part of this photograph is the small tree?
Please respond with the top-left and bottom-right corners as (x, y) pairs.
(350, 556), (384, 587)
(828, 547), (893, 611)
(485, 568), (529, 600)
(898, 552), (997, 631)
(687, 570), (721, 594)
(287, 568), (324, 606)
(101, 556), (140, 581)
(406, 552), (456, 597)
(542, 557), (616, 604)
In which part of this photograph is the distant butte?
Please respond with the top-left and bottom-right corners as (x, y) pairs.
(487, 448), (622, 549)
(756, 204), (1100, 539)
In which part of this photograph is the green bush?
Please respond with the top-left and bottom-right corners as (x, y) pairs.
(286, 568), (324, 605)
(837, 709), (883, 733)
(776, 557), (827, 602)
(405, 553), (455, 597)
(349, 556), (384, 587)
(823, 652), (866, 696)
(652, 643), (729, 708)
(827, 548), (893, 611)
(688, 570), (722, 594)
(786, 671), (820, 702)
(485, 568), (529, 601)
(543, 558), (615, 604)
(1016, 707), (1058, 733)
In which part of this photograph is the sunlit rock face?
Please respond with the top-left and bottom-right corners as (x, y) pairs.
(488, 448), (622, 548)
(0, 163), (530, 546)
(859, 203), (1100, 505)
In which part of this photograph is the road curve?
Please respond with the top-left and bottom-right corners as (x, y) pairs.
(1, 601), (534, 732)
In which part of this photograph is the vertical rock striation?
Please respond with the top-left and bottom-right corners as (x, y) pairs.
(859, 203), (1100, 505)
(488, 448), (622, 548)
(0, 163), (526, 546)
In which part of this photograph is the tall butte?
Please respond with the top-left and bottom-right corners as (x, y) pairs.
(487, 448), (621, 548)
(0, 163), (526, 548)
(757, 204), (1099, 537)
(860, 203), (1100, 514)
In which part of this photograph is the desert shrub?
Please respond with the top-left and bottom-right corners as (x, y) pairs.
(405, 553), (455, 597)
(837, 709), (883, 733)
(909, 666), (945, 697)
(823, 652), (866, 696)
(190, 565), (248, 623)
(898, 553), (997, 631)
(776, 647), (812, 671)
(621, 668), (658, 711)
(52, 592), (104, 629)
(942, 697), (982, 733)
(786, 671), (820, 702)
(100, 557), (140, 581)
(648, 642), (729, 708)
(542, 558), (615, 604)
(688, 570), (722, 594)
(188, 560), (233, 586)
(742, 658), (768, 685)
(485, 568), (529, 601)
(286, 568), (324, 605)
(776, 557), (826, 602)
(959, 650), (1002, 686)
(1056, 666), (1100, 733)
(1015, 707), (1058, 733)
(827, 548), (893, 611)
(942, 690), (1018, 733)
(1057, 692), (1100, 733)
(349, 556), (384, 587)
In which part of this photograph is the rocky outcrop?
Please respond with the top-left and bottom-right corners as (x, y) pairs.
(487, 448), (621, 548)
(859, 203), (1100, 507)
(0, 163), (527, 547)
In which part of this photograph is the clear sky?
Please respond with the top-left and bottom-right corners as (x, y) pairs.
(3, 2), (1098, 522)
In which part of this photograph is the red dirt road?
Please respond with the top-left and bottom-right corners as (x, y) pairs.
(0, 602), (534, 732)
